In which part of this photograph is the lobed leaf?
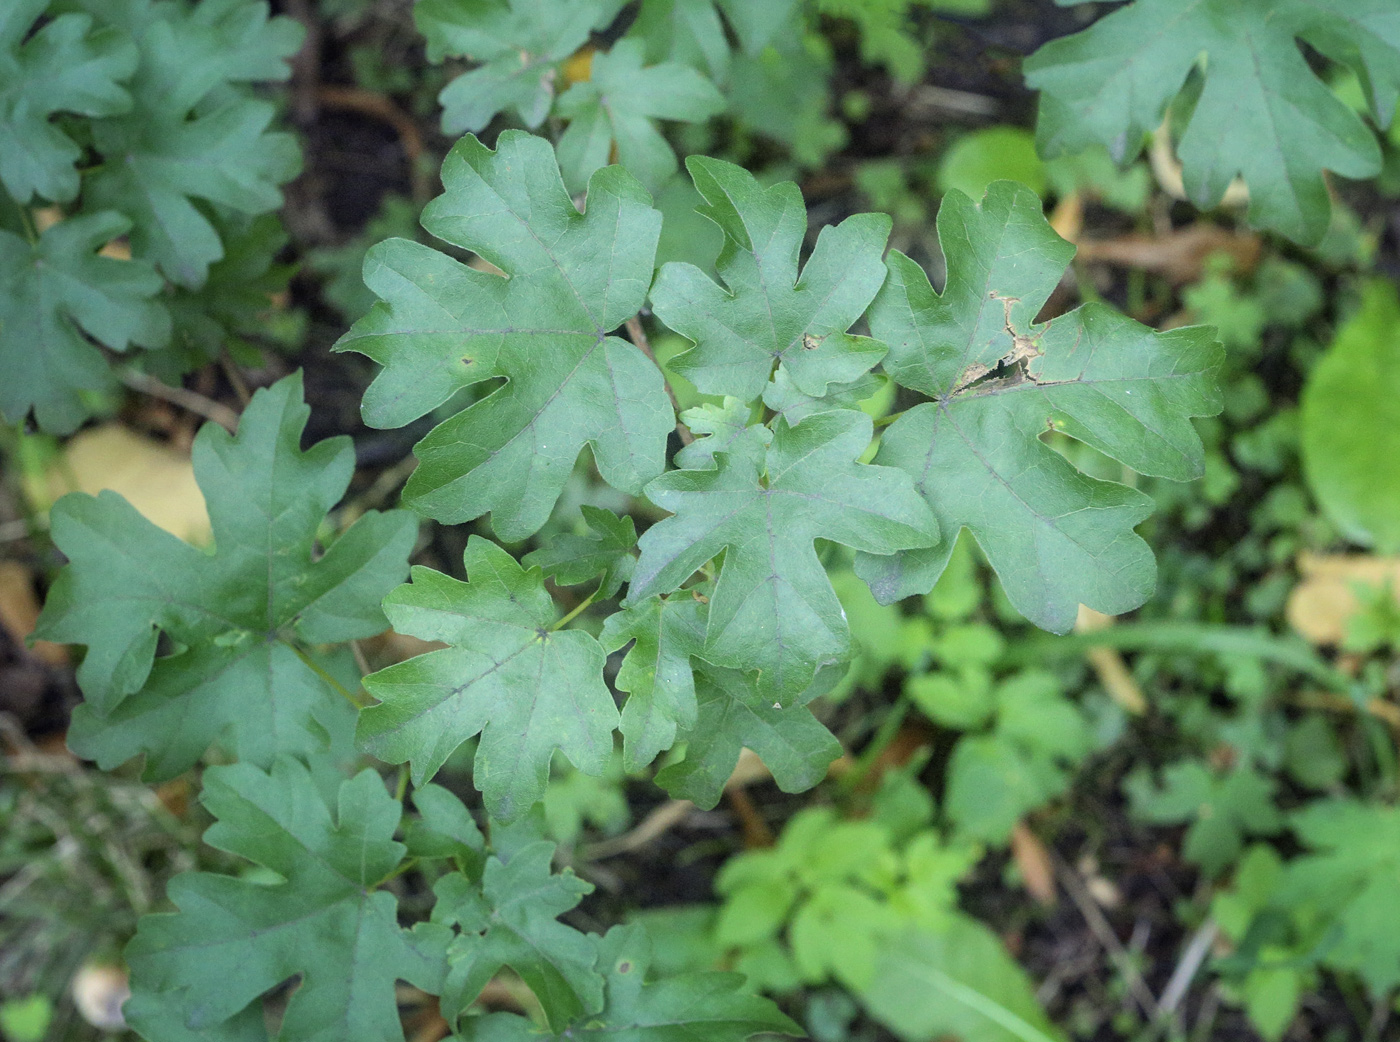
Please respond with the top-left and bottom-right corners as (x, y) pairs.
(124, 758), (448, 1042)
(459, 923), (799, 1041)
(1024, 0), (1400, 243)
(0, 212), (169, 432)
(630, 408), (938, 702)
(653, 665), (844, 808)
(434, 841), (602, 1028)
(418, 0), (623, 134)
(357, 536), (619, 822)
(855, 181), (1221, 633)
(651, 156), (891, 402)
(556, 39), (725, 192)
(0, 0), (136, 204)
(36, 373), (416, 777)
(335, 131), (673, 541)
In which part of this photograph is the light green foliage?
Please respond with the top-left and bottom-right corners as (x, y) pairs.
(335, 132), (673, 540)
(941, 671), (1094, 844)
(1024, 0), (1400, 242)
(1126, 761), (1283, 876)
(36, 373), (416, 779)
(628, 0), (800, 83)
(358, 537), (618, 822)
(524, 505), (637, 599)
(726, 32), (846, 166)
(861, 920), (1064, 1042)
(629, 409), (938, 703)
(416, 0), (622, 134)
(461, 924), (800, 1041)
(818, 0), (930, 84)
(124, 759), (447, 1042)
(1301, 279), (1400, 551)
(0, 994), (52, 1042)
(556, 39), (724, 193)
(433, 841), (601, 1027)
(0, 211), (170, 431)
(714, 806), (980, 990)
(652, 156), (892, 403)
(855, 181), (1222, 631)
(542, 752), (630, 845)
(1211, 845), (1310, 1041)
(937, 127), (1046, 199)
(0, 0), (135, 204)
(1284, 799), (1400, 992)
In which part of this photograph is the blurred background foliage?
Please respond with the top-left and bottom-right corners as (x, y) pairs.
(2, 0), (1400, 1040)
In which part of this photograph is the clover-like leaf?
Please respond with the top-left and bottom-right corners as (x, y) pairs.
(1126, 762), (1283, 877)
(417, 0), (623, 134)
(651, 156), (891, 402)
(556, 39), (724, 192)
(433, 841), (602, 1028)
(358, 536), (619, 822)
(524, 505), (637, 599)
(600, 593), (706, 771)
(856, 181), (1221, 633)
(1024, 0), (1399, 243)
(629, 408), (938, 702)
(334, 131), (674, 541)
(0, 211), (170, 432)
(124, 759), (448, 1042)
(1283, 799), (1400, 992)
(655, 665), (844, 808)
(459, 923), (800, 1041)
(0, 0), (135, 204)
(36, 373), (416, 777)
(82, 0), (302, 286)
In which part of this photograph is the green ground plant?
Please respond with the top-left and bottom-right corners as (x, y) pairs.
(4, 1), (1400, 1041)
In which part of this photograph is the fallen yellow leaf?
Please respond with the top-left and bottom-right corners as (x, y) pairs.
(46, 424), (210, 544)
(1287, 552), (1400, 645)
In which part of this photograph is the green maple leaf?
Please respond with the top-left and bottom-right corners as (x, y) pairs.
(358, 536), (619, 822)
(600, 593), (706, 771)
(1023, 0), (1399, 243)
(124, 758), (448, 1042)
(629, 408), (938, 701)
(0, 0), (135, 204)
(82, 0), (302, 286)
(459, 923), (799, 1040)
(1126, 761), (1283, 876)
(855, 181), (1221, 633)
(35, 373), (416, 778)
(556, 39), (724, 192)
(433, 841), (603, 1028)
(651, 156), (891, 402)
(655, 665), (844, 808)
(334, 131), (674, 541)
(524, 505), (637, 599)
(1283, 800), (1400, 992)
(0, 211), (170, 432)
(417, 0), (623, 134)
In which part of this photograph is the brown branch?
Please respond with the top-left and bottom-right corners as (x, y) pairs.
(119, 369), (240, 432)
